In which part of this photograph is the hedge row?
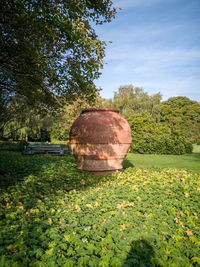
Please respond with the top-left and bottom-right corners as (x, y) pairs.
(128, 113), (193, 155)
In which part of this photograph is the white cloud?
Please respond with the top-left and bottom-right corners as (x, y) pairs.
(132, 76), (200, 101)
(114, 0), (163, 9)
(97, 46), (200, 101)
(106, 46), (200, 73)
(112, 64), (128, 72)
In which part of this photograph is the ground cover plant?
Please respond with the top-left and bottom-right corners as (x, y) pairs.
(0, 151), (200, 266)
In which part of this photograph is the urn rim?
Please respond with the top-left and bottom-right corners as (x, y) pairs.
(81, 108), (119, 114)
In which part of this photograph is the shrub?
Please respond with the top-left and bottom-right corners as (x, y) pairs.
(0, 141), (20, 151)
(0, 141), (29, 152)
(18, 140), (29, 152)
(128, 112), (193, 154)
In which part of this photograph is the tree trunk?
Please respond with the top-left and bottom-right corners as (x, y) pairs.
(25, 134), (28, 142)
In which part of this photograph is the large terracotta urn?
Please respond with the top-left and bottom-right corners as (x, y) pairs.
(69, 108), (132, 175)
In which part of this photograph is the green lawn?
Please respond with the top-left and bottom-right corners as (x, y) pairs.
(123, 145), (200, 172)
(0, 150), (200, 266)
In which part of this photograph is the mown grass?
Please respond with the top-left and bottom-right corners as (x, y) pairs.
(124, 145), (200, 172)
(0, 151), (200, 266)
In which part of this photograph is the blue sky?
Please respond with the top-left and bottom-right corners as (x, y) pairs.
(94, 0), (200, 101)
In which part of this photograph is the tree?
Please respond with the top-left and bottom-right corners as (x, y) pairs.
(0, 0), (116, 112)
(2, 94), (101, 142)
(159, 97), (200, 143)
(50, 95), (101, 141)
(2, 96), (52, 141)
(100, 97), (113, 109)
(104, 85), (162, 119)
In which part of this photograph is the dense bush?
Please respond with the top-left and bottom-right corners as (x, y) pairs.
(128, 113), (193, 155)
(158, 96), (200, 143)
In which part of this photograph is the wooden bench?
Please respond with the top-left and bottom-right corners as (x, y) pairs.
(23, 144), (69, 156)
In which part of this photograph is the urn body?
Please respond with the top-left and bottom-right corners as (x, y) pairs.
(70, 108), (132, 175)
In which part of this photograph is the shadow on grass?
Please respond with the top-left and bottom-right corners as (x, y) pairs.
(190, 152), (200, 160)
(122, 239), (158, 267)
(0, 151), (61, 189)
(0, 151), (119, 210)
(123, 157), (135, 169)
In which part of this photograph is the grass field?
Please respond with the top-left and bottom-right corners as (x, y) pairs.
(124, 145), (200, 172)
(0, 148), (200, 266)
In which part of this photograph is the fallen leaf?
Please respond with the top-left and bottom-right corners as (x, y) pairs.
(75, 205), (81, 212)
(102, 219), (106, 225)
(174, 217), (183, 227)
(120, 224), (126, 230)
(184, 192), (190, 198)
(186, 230), (193, 236)
(117, 203), (124, 209)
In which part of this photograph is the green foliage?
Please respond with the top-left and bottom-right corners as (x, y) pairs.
(1, 94), (102, 142)
(18, 140), (29, 152)
(159, 97), (200, 143)
(1, 96), (52, 141)
(0, 0), (116, 134)
(101, 91), (199, 148)
(0, 151), (199, 266)
(0, 141), (29, 152)
(193, 144), (200, 153)
(0, 141), (21, 152)
(50, 96), (102, 141)
(101, 85), (162, 119)
(128, 112), (193, 155)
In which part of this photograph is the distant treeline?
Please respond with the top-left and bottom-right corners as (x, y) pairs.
(1, 85), (200, 154)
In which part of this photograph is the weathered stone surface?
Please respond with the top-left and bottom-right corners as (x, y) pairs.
(70, 108), (132, 175)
